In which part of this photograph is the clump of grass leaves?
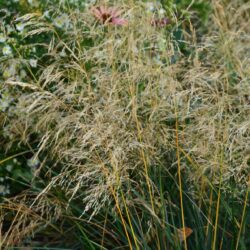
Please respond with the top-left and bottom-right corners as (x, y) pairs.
(0, 0), (249, 249)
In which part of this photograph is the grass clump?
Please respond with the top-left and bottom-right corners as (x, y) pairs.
(0, 0), (249, 249)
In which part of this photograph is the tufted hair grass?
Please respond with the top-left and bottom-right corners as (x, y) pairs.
(0, 0), (249, 249)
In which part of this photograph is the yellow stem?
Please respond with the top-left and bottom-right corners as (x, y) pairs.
(121, 190), (140, 250)
(175, 114), (187, 250)
(212, 149), (223, 250)
(235, 188), (249, 250)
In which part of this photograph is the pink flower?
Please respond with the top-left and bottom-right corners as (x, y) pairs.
(92, 6), (128, 26)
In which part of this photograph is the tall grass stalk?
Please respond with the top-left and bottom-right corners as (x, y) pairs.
(212, 150), (223, 250)
(175, 106), (187, 250)
(235, 188), (249, 250)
